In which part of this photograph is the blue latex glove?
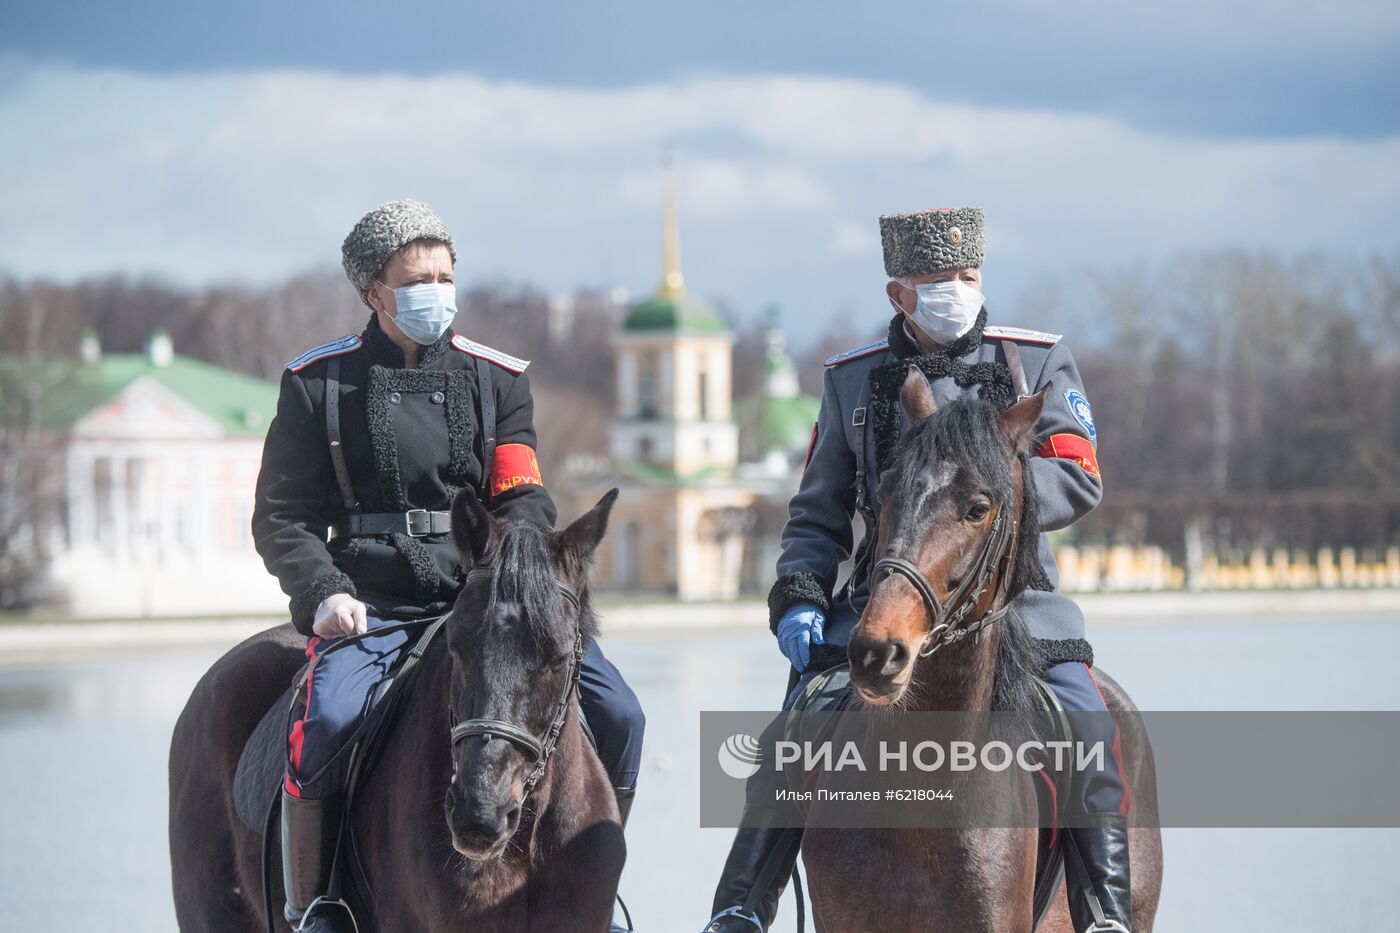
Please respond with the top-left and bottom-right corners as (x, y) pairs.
(776, 603), (826, 672)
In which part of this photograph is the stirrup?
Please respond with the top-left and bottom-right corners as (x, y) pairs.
(290, 894), (361, 933)
(610, 891), (635, 931)
(703, 905), (764, 931)
(1084, 922), (1130, 933)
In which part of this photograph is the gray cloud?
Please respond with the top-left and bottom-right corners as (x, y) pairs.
(1, 62), (1396, 330)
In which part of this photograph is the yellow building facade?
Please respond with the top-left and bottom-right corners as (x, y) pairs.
(570, 168), (770, 599)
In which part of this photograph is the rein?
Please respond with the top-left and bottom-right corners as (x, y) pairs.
(872, 505), (1017, 658)
(448, 570), (586, 804)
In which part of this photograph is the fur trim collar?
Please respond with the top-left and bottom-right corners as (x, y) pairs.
(362, 313), (454, 368)
(886, 308), (988, 361)
(867, 311), (1014, 475)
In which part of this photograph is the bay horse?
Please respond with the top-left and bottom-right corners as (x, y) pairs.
(801, 371), (1162, 932)
(169, 488), (625, 932)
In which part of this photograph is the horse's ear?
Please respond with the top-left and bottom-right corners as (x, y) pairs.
(901, 367), (937, 425)
(998, 386), (1049, 456)
(450, 487), (498, 563)
(553, 488), (619, 570)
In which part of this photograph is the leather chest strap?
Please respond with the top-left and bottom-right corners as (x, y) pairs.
(475, 355), (497, 494)
(1001, 339), (1031, 399)
(325, 356), (358, 511)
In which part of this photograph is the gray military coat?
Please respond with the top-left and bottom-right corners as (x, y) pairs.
(769, 312), (1101, 668)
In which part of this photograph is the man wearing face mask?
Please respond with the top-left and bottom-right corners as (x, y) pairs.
(252, 198), (645, 932)
(702, 208), (1132, 933)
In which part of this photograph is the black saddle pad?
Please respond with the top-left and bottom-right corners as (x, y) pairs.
(233, 683), (299, 834)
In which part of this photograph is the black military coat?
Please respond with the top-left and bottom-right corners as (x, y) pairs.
(252, 315), (556, 635)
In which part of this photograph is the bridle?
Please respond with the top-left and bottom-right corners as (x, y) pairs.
(448, 568), (586, 803)
(871, 503), (1017, 658)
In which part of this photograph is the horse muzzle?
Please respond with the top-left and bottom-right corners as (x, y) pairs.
(847, 634), (913, 705)
(445, 779), (522, 860)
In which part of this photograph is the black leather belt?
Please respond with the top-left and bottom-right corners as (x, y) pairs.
(329, 509), (451, 539)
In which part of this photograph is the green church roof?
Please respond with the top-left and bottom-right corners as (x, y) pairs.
(764, 395), (821, 449)
(1, 350), (281, 436)
(622, 294), (729, 334)
(736, 393), (821, 457)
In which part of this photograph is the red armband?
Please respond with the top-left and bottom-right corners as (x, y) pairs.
(490, 443), (543, 496)
(1035, 433), (1101, 481)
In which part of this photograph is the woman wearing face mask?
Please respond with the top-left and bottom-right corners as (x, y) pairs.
(703, 208), (1133, 933)
(251, 199), (645, 932)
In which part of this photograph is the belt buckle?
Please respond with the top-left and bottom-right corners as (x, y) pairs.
(405, 509), (430, 536)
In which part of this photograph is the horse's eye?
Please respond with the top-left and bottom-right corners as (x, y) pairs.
(547, 653), (569, 672)
(964, 501), (991, 522)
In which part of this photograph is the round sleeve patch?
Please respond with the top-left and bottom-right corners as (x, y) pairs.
(1064, 389), (1096, 440)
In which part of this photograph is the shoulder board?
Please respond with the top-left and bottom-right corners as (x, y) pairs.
(982, 325), (1062, 346)
(824, 338), (890, 368)
(286, 334), (362, 372)
(450, 335), (530, 373)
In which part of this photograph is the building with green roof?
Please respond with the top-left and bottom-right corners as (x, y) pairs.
(7, 330), (280, 436)
(1, 331), (288, 616)
(621, 292), (729, 335)
(735, 317), (821, 469)
(565, 157), (818, 601)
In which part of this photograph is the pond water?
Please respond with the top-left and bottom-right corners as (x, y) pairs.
(1, 612), (1397, 931)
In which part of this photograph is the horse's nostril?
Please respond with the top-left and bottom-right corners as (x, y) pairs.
(505, 804), (521, 827)
(852, 637), (910, 681)
(879, 641), (909, 676)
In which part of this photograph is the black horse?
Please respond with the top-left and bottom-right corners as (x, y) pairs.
(169, 488), (626, 931)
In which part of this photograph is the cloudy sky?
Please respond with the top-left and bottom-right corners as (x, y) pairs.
(4, 1), (1398, 333)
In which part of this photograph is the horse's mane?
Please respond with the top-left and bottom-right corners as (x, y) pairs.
(891, 396), (1047, 712)
(465, 521), (600, 648)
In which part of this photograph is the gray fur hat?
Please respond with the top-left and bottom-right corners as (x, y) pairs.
(341, 198), (456, 304)
(879, 207), (984, 278)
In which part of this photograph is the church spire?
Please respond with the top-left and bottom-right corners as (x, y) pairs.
(660, 146), (685, 300)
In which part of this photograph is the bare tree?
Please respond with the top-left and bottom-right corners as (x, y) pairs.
(0, 285), (75, 608)
(3, 250), (1398, 570)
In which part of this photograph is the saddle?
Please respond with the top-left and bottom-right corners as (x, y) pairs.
(787, 664), (1073, 931)
(231, 616), (617, 933)
(232, 617), (448, 836)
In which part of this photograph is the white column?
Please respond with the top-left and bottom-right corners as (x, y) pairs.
(660, 347), (675, 416)
(156, 453), (176, 566)
(616, 349), (637, 418)
(193, 450), (214, 558)
(110, 456), (130, 565)
(65, 449), (89, 552)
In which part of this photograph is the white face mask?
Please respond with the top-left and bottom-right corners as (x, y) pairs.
(377, 280), (457, 345)
(890, 278), (985, 346)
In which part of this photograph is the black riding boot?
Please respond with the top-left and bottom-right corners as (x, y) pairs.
(701, 826), (803, 932)
(281, 790), (356, 933)
(615, 784), (635, 829)
(611, 786), (637, 933)
(1066, 816), (1133, 933)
